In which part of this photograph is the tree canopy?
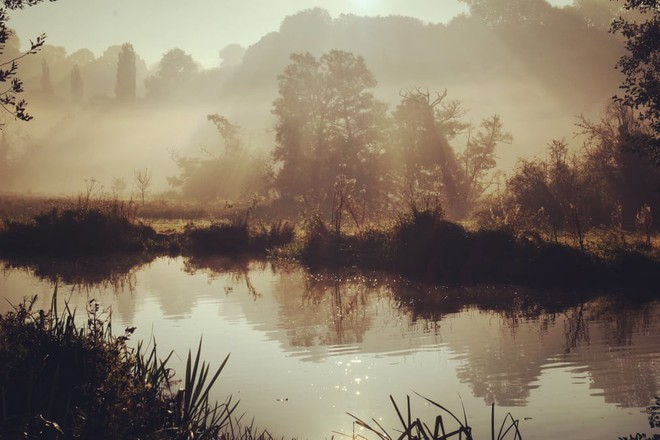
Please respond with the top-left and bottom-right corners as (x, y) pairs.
(611, 0), (660, 163)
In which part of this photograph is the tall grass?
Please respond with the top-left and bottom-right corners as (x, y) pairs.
(348, 394), (522, 440)
(0, 201), (157, 256)
(0, 294), (267, 439)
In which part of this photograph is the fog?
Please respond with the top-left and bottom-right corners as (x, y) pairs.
(0, 2), (627, 199)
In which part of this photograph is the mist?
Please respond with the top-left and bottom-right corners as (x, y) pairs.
(0, 2), (630, 200)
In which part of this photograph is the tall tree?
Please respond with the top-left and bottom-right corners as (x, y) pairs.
(115, 43), (136, 102)
(70, 63), (82, 103)
(40, 59), (53, 97)
(145, 48), (198, 99)
(460, 114), (512, 207)
(392, 89), (467, 217)
(272, 50), (387, 213)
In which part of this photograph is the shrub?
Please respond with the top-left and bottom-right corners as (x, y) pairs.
(0, 296), (243, 440)
(0, 205), (156, 256)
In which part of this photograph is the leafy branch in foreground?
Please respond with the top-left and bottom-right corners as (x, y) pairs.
(0, 0), (55, 125)
(346, 393), (522, 440)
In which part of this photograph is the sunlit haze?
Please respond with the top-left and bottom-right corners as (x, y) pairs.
(12, 0), (567, 68)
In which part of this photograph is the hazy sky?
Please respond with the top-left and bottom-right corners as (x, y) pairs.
(9, 0), (573, 68)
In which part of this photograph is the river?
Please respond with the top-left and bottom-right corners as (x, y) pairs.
(1, 256), (658, 439)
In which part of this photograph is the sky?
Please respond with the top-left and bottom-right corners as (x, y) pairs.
(8, 0), (574, 69)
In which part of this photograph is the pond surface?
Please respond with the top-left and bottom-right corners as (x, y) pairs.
(1, 256), (659, 439)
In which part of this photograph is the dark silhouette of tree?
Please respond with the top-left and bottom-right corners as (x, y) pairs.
(459, 0), (554, 27)
(115, 43), (136, 102)
(461, 114), (512, 207)
(503, 103), (660, 235)
(40, 58), (53, 96)
(133, 168), (151, 205)
(69, 63), (82, 103)
(0, 0), (54, 125)
(272, 50), (387, 214)
(611, 0), (659, 132)
(577, 102), (660, 224)
(611, 0), (659, 162)
(392, 89), (466, 217)
(145, 48), (198, 99)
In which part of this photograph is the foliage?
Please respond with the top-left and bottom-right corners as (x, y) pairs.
(145, 48), (198, 100)
(0, 296), (245, 439)
(69, 63), (82, 103)
(459, 0), (554, 28)
(392, 89), (466, 218)
(115, 43), (136, 102)
(271, 50), (389, 215)
(611, 0), (660, 144)
(0, 0), (54, 125)
(0, 201), (157, 256)
(350, 393), (522, 440)
(183, 218), (295, 256)
(169, 115), (269, 202)
(500, 103), (660, 242)
(391, 88), (511, 218)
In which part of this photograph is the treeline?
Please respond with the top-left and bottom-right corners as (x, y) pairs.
(169, 49), (658, 239)
(2, 0), (657, 237)
(10, 2), (625, 106)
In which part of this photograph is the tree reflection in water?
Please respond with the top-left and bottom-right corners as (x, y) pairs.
(1, 257), (658, 415)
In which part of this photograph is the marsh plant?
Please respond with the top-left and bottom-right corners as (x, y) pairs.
(348, 393), (522, 440)
(0, 293), (270, 440)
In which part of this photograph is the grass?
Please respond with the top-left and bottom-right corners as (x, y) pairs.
(0, 294), (276, 440)
(0, 195), (657, 292)
(1, 293), (530, 440)
(347, 393), (522, 440)
(294, 208), (660, 292)
(0, 203), (159, 256)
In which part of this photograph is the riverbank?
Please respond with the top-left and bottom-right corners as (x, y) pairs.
(0, 200), (658, 294)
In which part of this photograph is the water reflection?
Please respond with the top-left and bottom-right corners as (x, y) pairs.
(0, 256), (658, 439)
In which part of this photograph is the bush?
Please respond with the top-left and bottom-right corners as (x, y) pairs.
(0, 296), (246, 440)
(0, 205), (156, 256)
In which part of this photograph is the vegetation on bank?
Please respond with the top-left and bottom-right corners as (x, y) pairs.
(0, 197), (658, 293)
(0, 295), (274, 440)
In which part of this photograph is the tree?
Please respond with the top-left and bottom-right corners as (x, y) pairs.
(460, 114), (512, 207)
(70, 63), (82, 103)
(115, 43), (136, 102)
(0, 0), (54, 125)
(169, 115), (268, 202)
(611, 0), (660, 141)
(145, 48), (198, 99)
(392, 88), (467, 217)
(133, 168), (152, 205)
(271, 50), (388, 214)
(40, 58), (53, 96)
(458, 0), (554, 27)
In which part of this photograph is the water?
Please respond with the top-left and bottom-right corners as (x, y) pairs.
(1, 256), (659, 439)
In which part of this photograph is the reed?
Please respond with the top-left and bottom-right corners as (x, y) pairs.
(347, 393), (522, 440)
(0, 294), (248, 439)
